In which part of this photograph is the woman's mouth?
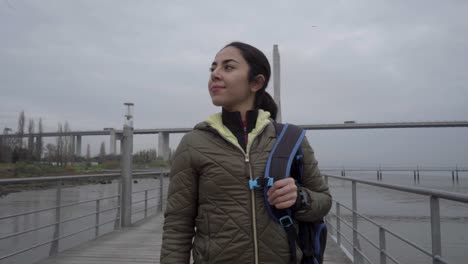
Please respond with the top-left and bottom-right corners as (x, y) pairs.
(210, 85), (225, 92)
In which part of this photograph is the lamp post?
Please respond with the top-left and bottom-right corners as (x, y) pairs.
(121, 103), (134, 227)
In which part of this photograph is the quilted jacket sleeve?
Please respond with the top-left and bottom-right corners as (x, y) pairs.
(293, 136), (332, 222)
(160, 134), (198, 264)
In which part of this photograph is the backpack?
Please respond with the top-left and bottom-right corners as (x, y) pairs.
(250, 123), (327, 264)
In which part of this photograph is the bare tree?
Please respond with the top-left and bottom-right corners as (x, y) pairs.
(45, 143), (56, 165)
(56, 123), (64, 166)
(86, 144), (91, 166)
(99, 141), (106, 164)
(0, 127), (13, 162)
(35, 118), (43, 160)
(63, 122), (73, 165)
(27, 118), (35, 160)
(17, 110), (25, 148)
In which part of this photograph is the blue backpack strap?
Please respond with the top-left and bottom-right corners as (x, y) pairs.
(263, 122), (306, 264)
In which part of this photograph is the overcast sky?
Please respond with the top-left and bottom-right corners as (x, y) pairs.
(1, 1), (467, 168)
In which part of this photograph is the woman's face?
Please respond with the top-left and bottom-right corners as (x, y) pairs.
(208, 46), (259, 112)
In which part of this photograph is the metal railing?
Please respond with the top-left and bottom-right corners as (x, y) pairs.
(323, 174), (468, 264)
(0, 172), (169, 262)
(322, 166), (467, 183)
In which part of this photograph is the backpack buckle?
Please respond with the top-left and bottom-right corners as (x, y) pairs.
(279, 215), (293, 227)
(249, 178), (261, 189)
(250, 177), (274, 190)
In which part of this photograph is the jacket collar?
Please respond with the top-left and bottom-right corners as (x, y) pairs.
(221, 108), (258, 136)
(203, 109), (272, 154)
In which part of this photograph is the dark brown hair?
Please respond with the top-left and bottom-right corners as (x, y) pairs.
(224, 42), (278, 120)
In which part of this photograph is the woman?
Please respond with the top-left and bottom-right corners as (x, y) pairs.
(161, 42), (332, 264)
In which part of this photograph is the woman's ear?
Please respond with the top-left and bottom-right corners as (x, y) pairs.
(250, 75), (265, 93)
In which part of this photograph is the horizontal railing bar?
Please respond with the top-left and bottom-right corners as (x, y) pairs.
(434, 255), (449, 264)
(335, 202), (388, 228)
(0, 205), (59, 220)
(329, 210), (433, 258)
(0, 234), (60, 260)
(353, 246), (373, 264)
(0, 221), (57, 241)
(0, 172), (162, 184)
(384, 228), (434, 258)
(322, 168), (468, 172)
(132, 188), (159, 194)
(58, 218), (117, 241)
(0, 206), (120, 241)
(325, 174), (468, 203)
(386, 252), (402, 264)
(60, 196), (120, 209)
(132, 196), (159, 204)
(326, 220), (354, 248)
(0, 196), (120, 220)
(132, 205), (159, 215)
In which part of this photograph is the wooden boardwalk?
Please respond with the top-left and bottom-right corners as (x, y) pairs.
(37, 214), (351, 264)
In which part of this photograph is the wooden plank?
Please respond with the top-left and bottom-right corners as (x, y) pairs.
(37, 215), (351, 264)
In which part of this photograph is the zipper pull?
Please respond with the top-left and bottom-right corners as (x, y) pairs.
(245, 156), (249, 163)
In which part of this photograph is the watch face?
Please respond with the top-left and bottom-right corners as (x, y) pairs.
(300, 190), (309, 206)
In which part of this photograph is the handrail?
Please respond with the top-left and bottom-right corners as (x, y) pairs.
(0, 172), (169, 263)
(0, 171), (163, 184)
(324, 174), (468, 203)
(324, 174), (457, 264)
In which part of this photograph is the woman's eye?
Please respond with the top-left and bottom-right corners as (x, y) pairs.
(224, 65), (234, 70)
(209, 67), (214, 72)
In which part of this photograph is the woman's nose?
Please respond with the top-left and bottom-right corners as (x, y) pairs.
(211, 67), (221, 81)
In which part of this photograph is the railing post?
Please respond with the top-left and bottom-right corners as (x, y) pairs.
(336, 202), (341, 247)
(158, 173), (164, 213)
(49, 179), (62, 255)
(430, 196), (442, 264)
(120, 103), (134, 227)
(352, 181), (360, 263)
(95, 199), (100, 238)
(114, 179), (122, 230)
(379, 227), (386, 264)
(144, 190), (148, 219)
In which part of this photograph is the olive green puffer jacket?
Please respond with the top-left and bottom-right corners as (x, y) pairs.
(161, 110), (332, 264)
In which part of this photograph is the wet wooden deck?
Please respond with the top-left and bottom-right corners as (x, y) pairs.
(37, 215), (351, 264)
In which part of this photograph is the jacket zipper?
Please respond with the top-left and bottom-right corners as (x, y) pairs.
(245, 155), (259, 264)
(208, 122), (269, 264)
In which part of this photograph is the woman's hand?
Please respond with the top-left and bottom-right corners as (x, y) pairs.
(266, 178), (297, 209)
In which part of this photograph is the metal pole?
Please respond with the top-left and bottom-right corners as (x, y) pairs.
(336, 202), (341, 246)
(121, 103), (134, 227)
(158, 174), (164, 213)
(352, 182), (359, 262)
(430, 196), (442, 264)
(273, 44), (282, 123)
(144, 190), (148, 219)
(49, 179), (62, 255)
(120, 123), (133, 227)
(95, 199), (100, 238)
(379, 227), (386, 264)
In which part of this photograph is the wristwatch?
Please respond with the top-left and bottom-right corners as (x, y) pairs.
(292, 189), (310, 210)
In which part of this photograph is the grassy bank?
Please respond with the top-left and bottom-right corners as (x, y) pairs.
(0, 160), (170, 197)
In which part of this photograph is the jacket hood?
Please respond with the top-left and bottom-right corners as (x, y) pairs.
(194, 109), (272, 153)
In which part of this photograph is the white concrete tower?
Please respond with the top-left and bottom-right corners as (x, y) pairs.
(273, 44), (282, 123)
